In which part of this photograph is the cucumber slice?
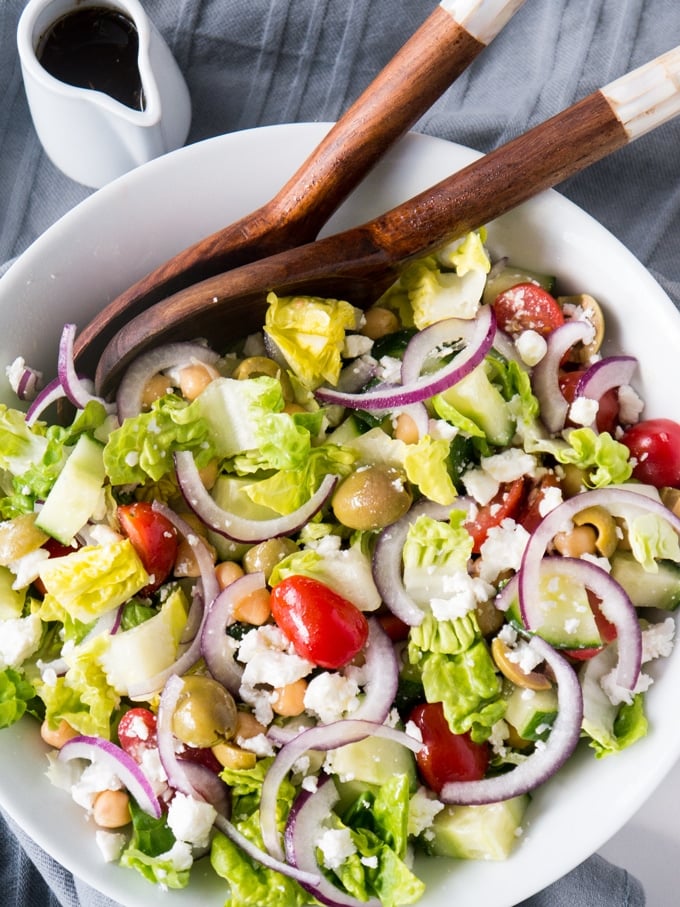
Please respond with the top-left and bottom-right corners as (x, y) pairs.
(610, 551), (680, 610)
(427, 795), (529, 860)
(504, 684), (558, 741)
(507, 572), (602, 650)
(482, 264), (556, 306)
(437, 361), (514, 446)
(35, 434), (106, 544)
(327, 732), (417, 790)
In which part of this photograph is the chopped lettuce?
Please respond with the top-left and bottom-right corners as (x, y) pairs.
(120, 801), (189, 889)
(580, 646), (648, 757)
(403, 435), (457, 505)
(625, 512), (680, 572)
(264, 292), (358, 388)
(433, 361), (515, 447)
(0, 666), (36, 728)
(402, 511), (473, 606)
(103, 393), (215, 486)
(408, 612), (504, 740)
(38, 539), (149, 624)
(556, 428), (633, 487)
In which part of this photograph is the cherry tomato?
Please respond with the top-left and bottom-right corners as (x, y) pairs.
(33, 538), (79, 595)
(118, 502), (179, 592)
(377, 612), (411, 642)
(409, 702), (489, 795)
(559, 370), (619, 435)
(492, 283), (565, 337)
(518, 474), (561, 535)
(465, 477), (526, 554)
(563, 591), (617, 661)
(177, 744), (223, 775)
(620, 418), (680, 488)
(270, 575), (369, 669)
(117, 707), (158, 762)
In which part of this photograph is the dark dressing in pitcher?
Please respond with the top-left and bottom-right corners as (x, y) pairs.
(37, 6), (145, 111)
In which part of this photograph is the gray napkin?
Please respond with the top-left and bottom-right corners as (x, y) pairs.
(3, 0), (679, 904)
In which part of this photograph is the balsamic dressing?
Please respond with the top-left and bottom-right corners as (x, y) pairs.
(37, 7), (145, 111)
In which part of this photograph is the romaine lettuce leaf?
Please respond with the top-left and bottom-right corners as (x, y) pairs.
(0, 666), (36, 728)
(120, 801), (189, 889)
(402, 511), (473, 606)
(580, 646), (648, 757)
(403, 435), (457, 505)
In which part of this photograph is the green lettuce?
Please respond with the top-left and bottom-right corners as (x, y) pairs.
(580, 646), (648, 757)
(626, 512), (680, 572)
(0, 667), (36, 728)
(402, 510), (473, 606)
(120, 801), (189, 889)
(555, 428), (632, 487)
(103, 393), (215, 485)
(433, 361), (515, 447)
(408, 612), (504, 740)
(264, 292), (358, 388)
(403, 435), (457, 505)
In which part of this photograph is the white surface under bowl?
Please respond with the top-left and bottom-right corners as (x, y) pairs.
(0, 123), (679, 907)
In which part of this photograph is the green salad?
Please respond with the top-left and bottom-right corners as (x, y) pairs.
(1, 229), (679, 907)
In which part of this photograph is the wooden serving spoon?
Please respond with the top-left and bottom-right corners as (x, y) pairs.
(73, 0), (526, 372)
(93, 44), (680, 395)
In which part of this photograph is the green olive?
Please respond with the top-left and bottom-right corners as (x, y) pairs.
(172, 675), (238, 748)
(232, 356), (294, 400)
(243, 537), (299, 581)
(331, 464), (412, 531)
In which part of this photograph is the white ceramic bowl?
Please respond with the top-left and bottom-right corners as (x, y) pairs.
(1, 124), (679, 907)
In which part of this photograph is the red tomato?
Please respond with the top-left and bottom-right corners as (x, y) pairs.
(465, 477), (526, 554)
(178, 744), (223, 775)
(117, 707), (158, 762)
(620, 418), (680, 488)
(563, 591), (617, 661)
(518, 474), (561, 535)
(409, 702), (489, 795)
(33, 538), (79, 595)
(377, 613), (411, 642)
(270, 575), (369, 669)
(559, 370), (619, 435)
(492, 283), (565, 337)
(118, 502), (179, 592)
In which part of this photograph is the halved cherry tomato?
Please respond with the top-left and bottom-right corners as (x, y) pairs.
(117, 501), (179, 593)
(117, 707), (158, 762)
(518, 473), (561, 535)
(559, 370), (619, 435)
(464, 477), (526, 554)
(492, 283), (565, 337)
(563, 591), (617, 661)
(620, 418), (680, 488)
(270, 575), (369, 669)
(409, 702), (489, 795)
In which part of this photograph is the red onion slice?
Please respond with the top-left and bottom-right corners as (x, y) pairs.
(174, 449), (337, 543)
(260, 720), (421, 861)
(15, 364), (43, 401)
(314, 307), (495, 410)
(59, 735), (162, 818)
(522, 556), (641, 691)
(58, 324), (115, 413)
(440, 635), (583, 804)
(116, 341), (220, 421)
(156, 674), (209, 802)
(372, 499), (474, 626)
(573, 356), (637, 427)
(349, 618), (399, 724)
(284, 776), (382, 907)
(532, 320), (594, 433)
(200, 573), (265, 695)
(26, 376), (66, 426)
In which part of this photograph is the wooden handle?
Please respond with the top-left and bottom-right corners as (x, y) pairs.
(74, 0), (524, 368)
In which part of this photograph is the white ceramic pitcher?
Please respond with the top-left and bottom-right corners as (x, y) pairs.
(17, 0), (192, 188)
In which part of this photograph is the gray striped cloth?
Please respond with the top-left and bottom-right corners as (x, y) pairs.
(3, 0), (677, 904)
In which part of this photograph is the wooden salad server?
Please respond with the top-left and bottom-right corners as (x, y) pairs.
(93, 45), (680, 395)
(74, 0), (527, 370)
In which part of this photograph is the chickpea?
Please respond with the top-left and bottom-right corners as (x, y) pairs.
(141, 372), (175, 409)
(271, 679), (308, 717)
(360, 306), (400, 340)
(198, 458), (220, 491)
(178, 362), (220, 400)
(243, 537), (299, 581)
(235, 711), (267, 740)
(552, 524), (598, 558)
(40, 718), (78, 749)
(215, 560), (246, 589)
(172, 675), (238, 748)
(394, 412), (420, 445)
(331, 464), (412, 531)
(92, 789), (131, 828)
(231, 586), (272, 625)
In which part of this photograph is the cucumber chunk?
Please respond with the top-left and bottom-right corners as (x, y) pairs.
(504, 684), (558, 741)
(610, 551), (680, 610)
(482, 264), (556, 306)
(35, 434), (105, 544)
(437, 361), (514, 446)
(427, 795), (529, 860)
(327, 732), (418, 790)
(507, 571), (602, 649)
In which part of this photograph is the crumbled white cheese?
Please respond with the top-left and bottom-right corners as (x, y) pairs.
(238, 624), (314, 687)
(304, 671), (360, 724)
(617, 384), (644, 425)
(461, 467), (500, 506)
(343, 334), (374, 358)
(238, 731), (275, 757)
(8, 548), (50, 590)
(569, 396), (599, 427)
(481, 448), (538, 483)
(95, 830), (127, 863)
(167, 792), (217, 849)
(408, 786), (444, 836)
(0, 614), (43, 670)
(478, 518), (531, 583)
(140, 747), (168, 796)
(538, 483), (563, 517)
(71, 762), (124, 811)
(377, 355), (403, 384)
(514, 330), (547, 366)
(317, 827), (357, 870)
(158, 840), (194, 873)
(431, 572), (495, 621)
(487, 719), (511, 758)
(642, 617), (675, 661)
